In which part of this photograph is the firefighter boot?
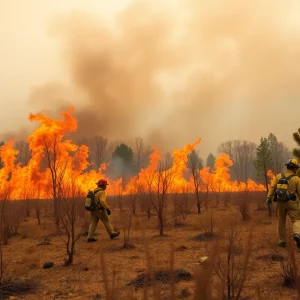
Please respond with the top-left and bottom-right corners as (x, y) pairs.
(88, 238), (97, 243)
(110, 232), (120, 240)
(294, 234), (300, 249)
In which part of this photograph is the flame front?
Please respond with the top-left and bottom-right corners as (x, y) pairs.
(0, 107), (267, 200)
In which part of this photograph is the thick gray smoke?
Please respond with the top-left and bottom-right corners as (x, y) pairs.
(3, 0), (300, 157)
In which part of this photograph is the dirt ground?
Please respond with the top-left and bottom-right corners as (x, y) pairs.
(2, 194), (300, 300)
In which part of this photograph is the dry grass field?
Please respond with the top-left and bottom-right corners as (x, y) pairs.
(1, 192), (300, 300)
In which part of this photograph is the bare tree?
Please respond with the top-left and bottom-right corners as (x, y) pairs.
(15, 140), (31, 167)
(139, 193), (152, 219)
(41, 133), (69, 228)
(199, 168), (214, 211)
(133, 137), (152, 171)
(0, 187), (11, 284)
(200, 210), (215, 237)
(215, 223), (253, 299)
(89, 135), (109, 170)
(239, 198), (251, 221)
(218, 140), (256, 183)
(172, 192), (190, 226)
(145, 156), (175, 236)
(34, 200), (42, 225)
(127, 178), (139, 215)
(187, 150), (204, 214)
(121, 208), (134, 249)
(214, 179), (223, 208)
(0, 201), (6, 285)
(59, 177), (83, 266)
(268, 133), (290, 174)
(19, 183), (31, 217)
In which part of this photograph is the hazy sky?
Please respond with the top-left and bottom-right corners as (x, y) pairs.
(1, 0), (300, 159)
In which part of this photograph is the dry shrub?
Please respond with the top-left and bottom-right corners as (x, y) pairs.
(223, 191), (232, 208)
(59, 180), (84, 266)
(214, 222), (253, 299)
(263, 228), (300, 289)
(33, 199), (42, 225)
(0, 279), (38, 299)
(172, 193), (190, 226)
(121, 208), (135, 249)
(1, 201), (25, 245)
(139, 194), (152, 219)
(239, 198), (251, 221)
(97, 226), (256, 300)
(193, 210), (215, 241)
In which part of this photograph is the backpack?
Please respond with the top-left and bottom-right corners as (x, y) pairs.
(85, 190), (100, 211)
(275, 173), (296, 201)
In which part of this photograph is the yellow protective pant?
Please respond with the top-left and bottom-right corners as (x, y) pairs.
(277, 200), (300, 243)
(87, 210), (114, 239)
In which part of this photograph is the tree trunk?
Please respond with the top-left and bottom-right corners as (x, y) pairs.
(196, 191), (201, 214)
(53, 198), (60, 229)
(159, 214), (164, 236)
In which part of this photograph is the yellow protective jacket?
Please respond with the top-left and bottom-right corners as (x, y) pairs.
(267, 170), (300, 200)
(93, 187), (109, 210)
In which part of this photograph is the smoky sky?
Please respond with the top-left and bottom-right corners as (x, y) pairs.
(3, 0), (300, 158)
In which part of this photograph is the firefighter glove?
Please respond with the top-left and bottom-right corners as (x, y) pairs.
(106, 209), (111, 215)
(266, 198), (272, 209)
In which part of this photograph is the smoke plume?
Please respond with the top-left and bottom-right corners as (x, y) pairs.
(3, 0), (300, 157)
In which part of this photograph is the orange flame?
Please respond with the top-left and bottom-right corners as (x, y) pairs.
(0, 107), (267, 200)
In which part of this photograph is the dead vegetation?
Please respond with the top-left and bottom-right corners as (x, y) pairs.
(192, 210), (215, 241)
(0, 192), (300, 299)
(121, 208), (135, 249)
(128, 269), (192, 288)
(59, 178), (83, 266)
(215, 222), (253, 299)
(0, 279), (38, 299)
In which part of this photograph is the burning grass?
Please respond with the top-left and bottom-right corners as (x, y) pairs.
(0, 108), (270, 206)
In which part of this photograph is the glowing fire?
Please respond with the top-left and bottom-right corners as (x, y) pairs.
(0, 107), (268, 200)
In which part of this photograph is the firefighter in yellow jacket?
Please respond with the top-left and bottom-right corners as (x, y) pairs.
(266, 159), (300, 248)
(87, 179), (120, 242)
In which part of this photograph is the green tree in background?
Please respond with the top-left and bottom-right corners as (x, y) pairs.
(188, 150), (203, 170)
(206, 153), (216, 170)
(267, 133), (290, 173)
(109, 143), (135, 184)
(254, 137), (272, 192)
(292, 128), (300, 176)
(113, 143), (134, 166)
(293, 128), (300, 159)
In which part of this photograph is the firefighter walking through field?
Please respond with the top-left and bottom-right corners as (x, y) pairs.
(87, 179), (120, 242)
(266, 159), (300, 248)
